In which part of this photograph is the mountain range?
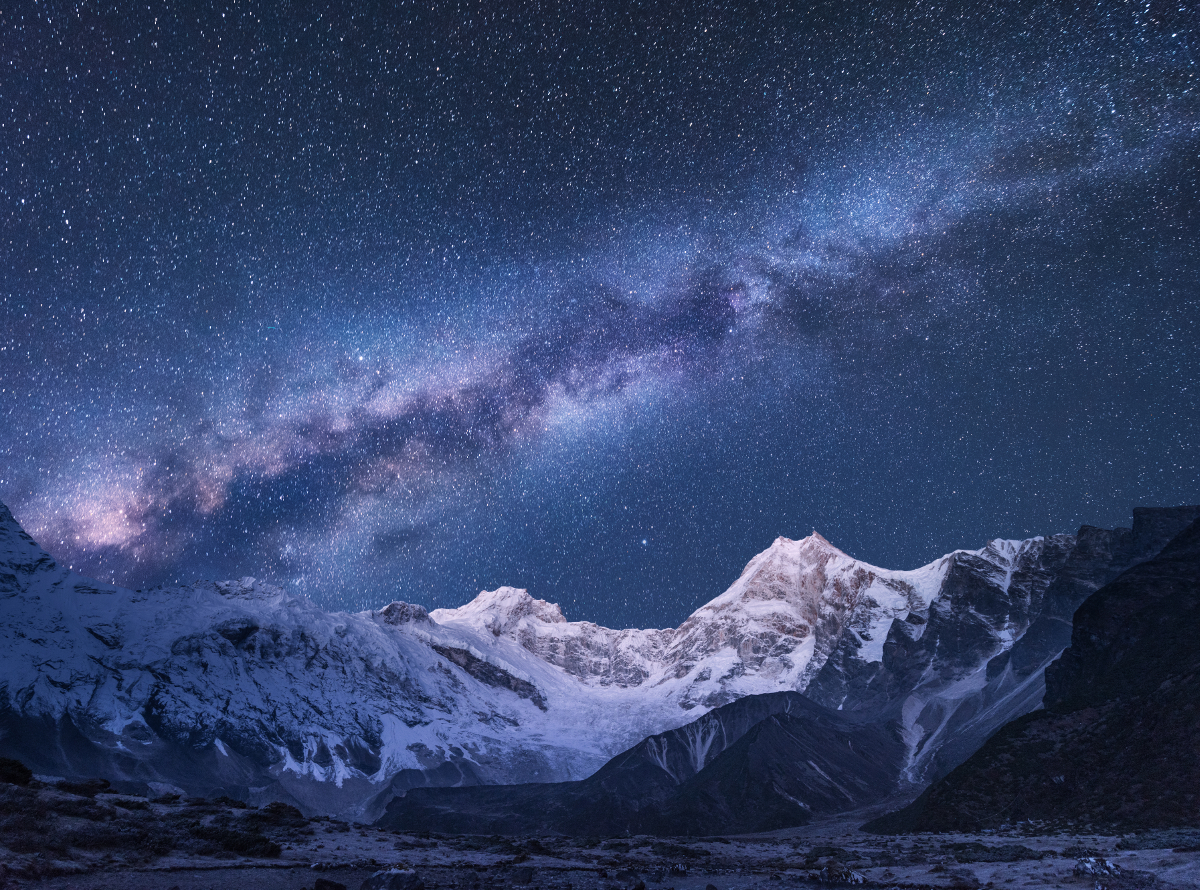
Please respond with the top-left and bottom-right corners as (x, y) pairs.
(2, 499), (1197, 831)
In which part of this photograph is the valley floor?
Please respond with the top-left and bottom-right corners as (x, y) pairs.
(4, 780), (1199, 890)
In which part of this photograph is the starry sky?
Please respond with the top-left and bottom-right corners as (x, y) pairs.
(2, 1), (1198, 628)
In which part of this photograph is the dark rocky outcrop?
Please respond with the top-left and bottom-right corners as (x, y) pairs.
(865, 511), (1200, 833)
(429, 645), (548, 710)
(377, 691), (905, 835)
(362, 869), (424, 890)
(645, 707), (906, 835)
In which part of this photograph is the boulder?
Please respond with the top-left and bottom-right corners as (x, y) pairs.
(361, 869), (425, 890)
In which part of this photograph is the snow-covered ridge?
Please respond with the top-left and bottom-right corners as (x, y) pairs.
(0, 499), (1060, 818)
(429, 532), (957, 707)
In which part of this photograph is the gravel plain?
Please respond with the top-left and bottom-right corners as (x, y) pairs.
(2, 778), (1197, 890)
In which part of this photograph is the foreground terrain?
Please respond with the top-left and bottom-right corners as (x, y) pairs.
(2, 772), (1198, 890)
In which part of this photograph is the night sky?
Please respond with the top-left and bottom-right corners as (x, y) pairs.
(2, 1), (1198, 628)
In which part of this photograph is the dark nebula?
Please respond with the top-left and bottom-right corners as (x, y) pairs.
(2, 1), (1198, 626)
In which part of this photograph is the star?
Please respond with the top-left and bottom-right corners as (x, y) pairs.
(1, 1), (1197, 628)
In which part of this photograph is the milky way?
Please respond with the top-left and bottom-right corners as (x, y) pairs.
(3, 1), (1198, 626)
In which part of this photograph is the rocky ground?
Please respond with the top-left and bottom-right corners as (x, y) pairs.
(1, 773), (1198, 890)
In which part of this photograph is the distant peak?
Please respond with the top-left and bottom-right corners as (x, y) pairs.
(754, 531), (853, 565)
(432, 586), (567, 633)
(0, 501), (38, 542)
(798, 529), (851, 559)
(473, 585), (539, 610)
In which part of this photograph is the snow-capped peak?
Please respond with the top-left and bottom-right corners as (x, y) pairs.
(1, 502), (65, 577)
(431, 585), (567, 636)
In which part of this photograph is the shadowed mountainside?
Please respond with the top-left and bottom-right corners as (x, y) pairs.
(378, 690), (906, 835)
(804, 506), (1200, 787)
(865, 514), (1200, 833)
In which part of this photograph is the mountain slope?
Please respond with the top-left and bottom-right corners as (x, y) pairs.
(865, 514), (1200, 833)
(429, 531), (953, 709)
(379, 690), (906, 836)
(804, 506), (1200, 786)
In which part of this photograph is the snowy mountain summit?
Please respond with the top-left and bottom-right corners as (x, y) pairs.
(4, 499), (1188, 820)
(432, 533), (949, 710)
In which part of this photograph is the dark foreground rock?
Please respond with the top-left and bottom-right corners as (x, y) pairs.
(865, 514), (1200, 833)
(361, 868), (424, 890)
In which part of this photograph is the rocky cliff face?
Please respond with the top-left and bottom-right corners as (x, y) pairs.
(1044, 508), (1200, 711)
(804, 507), (1200, 786)
(865, 509), (1200, 833)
